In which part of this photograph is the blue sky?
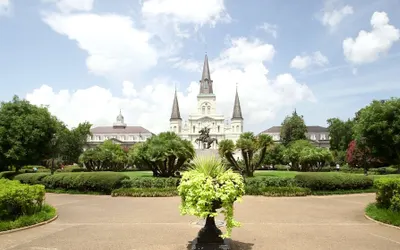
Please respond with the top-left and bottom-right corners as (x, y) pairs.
(0, 0), (399, 133)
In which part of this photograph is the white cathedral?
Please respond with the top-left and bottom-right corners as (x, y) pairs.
(169, 54), (244, 150)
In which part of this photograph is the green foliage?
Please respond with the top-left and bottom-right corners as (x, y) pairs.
(0, 179), (45, 221)
(178, 156), (245, 238)
(282, 140), (333, 171)
(365, 203), (400, 227)
(295, 173), (373, 191)
(79, 140), (129, 171)
(244, 176), (297, 189)
(263, 144), (286, 166)
(57, 165), (86, 172)
(218, 132), (274, 177)
(18, 172), (128, 194)
(0, 204), (56, 232)
(244, 186), (311, 196)
(327, 118), (354, 151)
(0, 171), (20, 179)
(0, 96), (61, 171)
(121, 177), (179, 188)
(14, 173), (50, 185)
(374, 177), (400, 212)
(111, 187), (178, 197)
(280, 110), (308, 146)
(128, 132), (195, 177)
(353, 98), (400, 166)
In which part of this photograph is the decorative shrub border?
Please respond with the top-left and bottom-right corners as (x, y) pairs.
(0, 204), (58, 234)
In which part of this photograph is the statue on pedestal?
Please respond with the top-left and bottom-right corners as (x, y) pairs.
(195, 127), (218, 149)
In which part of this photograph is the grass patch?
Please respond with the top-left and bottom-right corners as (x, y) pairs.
(46, 189), (104, 195)
(254, 170), (299, 178)
(111, 187), (178, 197)
(365, 203), (400, 227)
(312, 188), (376, 195)
(121, 171), (154, 178)
(0, 204), (56, 232)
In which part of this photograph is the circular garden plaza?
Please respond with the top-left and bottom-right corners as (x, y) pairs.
(1, 97), (400, 249)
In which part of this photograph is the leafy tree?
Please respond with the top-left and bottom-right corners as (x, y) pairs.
(79, 140), (128, 171)
(353, 98), (400, 166)
(346, 140), (381, 175)
(0, 96), (60, 171)
(280, 110), (307, 146)
(327, 118), (354, 151)
(283, 140), (332, 171)
(128, 132), (195, 177)
(218, 133), (274, 177)
(58, 122), (92, 164)
(263, 144), (285, 167)
(282, 140), (313, 171)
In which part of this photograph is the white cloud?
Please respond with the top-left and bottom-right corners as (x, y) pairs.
(343, 11), (400, 64)
(25, 37), (315, 132)
(322, 5), (353, 29)
(257, 22), (278, 38)
(141, 0), (230, 26)
(0, 0), (11, 16)
(42, 12), (158, 79)
(214, 37), (275, 68)
(290, 51), (329, 70)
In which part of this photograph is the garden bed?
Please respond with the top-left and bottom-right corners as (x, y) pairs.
(365, 203), (400, 227)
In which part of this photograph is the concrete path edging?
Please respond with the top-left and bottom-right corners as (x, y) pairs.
(364, 213), (400, 230)
(0, 214), (58, 235)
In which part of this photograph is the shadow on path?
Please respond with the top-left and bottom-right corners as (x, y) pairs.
(186, 240), (254, 250)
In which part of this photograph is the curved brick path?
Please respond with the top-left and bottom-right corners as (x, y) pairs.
(1, 193), (399, 250)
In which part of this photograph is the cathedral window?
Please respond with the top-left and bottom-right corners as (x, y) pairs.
(218, 126), (220, 133)
(207, 106), (210, 114)
(236, 125), (239, 132)
(193, 126), (196, 133)
(173, 126), (176, 132)
(202, 106), (205, 114)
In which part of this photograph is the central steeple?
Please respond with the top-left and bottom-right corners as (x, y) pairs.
(199, 53), (214, 95)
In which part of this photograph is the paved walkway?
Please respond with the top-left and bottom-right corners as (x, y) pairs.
(0, 193), (399, 250)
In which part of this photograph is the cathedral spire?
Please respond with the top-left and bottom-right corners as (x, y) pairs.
(170, 89), (182, 121)
(232, 84), (243, 120)
(199, 53), (214, 95)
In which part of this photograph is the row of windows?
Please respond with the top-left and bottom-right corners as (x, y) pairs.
(171, 124), (243, 134)
(90, 135), (148, 141)
(271, 133), (327, 140)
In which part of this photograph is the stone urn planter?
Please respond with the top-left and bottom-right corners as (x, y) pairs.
(177, 156), (245, 250)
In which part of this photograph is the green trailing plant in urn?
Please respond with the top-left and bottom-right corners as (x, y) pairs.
(178, 156), (245, 239)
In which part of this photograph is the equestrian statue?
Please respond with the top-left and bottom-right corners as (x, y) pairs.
(195, 127), (218, 149)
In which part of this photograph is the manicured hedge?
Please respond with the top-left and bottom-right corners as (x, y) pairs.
(245, 177), (297, 189)
(14, 173), (50, 185)
(111, 187), (178, 197)
(0, 171), (20, 180)
(121, 177), (180, 188)
(0, 179), (45, 221)
(17, 172), (129, 194)
(374, 177), (400, 211)
(294, 173), (373, 191)
(245, 186), (311, 196)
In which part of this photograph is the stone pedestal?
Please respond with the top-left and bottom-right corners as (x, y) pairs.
(191, 201), (231, 250)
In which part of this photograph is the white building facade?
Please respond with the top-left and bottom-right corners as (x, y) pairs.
(169, 54), (244, 150)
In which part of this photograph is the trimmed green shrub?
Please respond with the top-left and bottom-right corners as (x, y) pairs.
(0, 179), (45, 220)
(374, 177), (400, 211)
(294, 173), (373, 191)
(245, 177), (297, 190)
(245, 186), (310, 196)
(40, 172), (129, 194)
(0, 171), (20, 179)
(121, 177), (180, 188)
(56, 165), (86, 173)
(14, 173), (50, 185)
(111, 187), (178, 197)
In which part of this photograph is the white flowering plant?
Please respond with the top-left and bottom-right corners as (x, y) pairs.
(177, 156), (245, 238)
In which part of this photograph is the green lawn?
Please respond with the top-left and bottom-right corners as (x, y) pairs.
(120, 170), (400, 179)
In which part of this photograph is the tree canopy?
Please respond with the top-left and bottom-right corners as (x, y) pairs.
(128, 132), (195, 177)
(327, 118), (354, 151)
(280, 110), (307, 146)
(219, 132), (274, 177)
(352, 98), (400, 165)
(0, 96), (60, 171)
